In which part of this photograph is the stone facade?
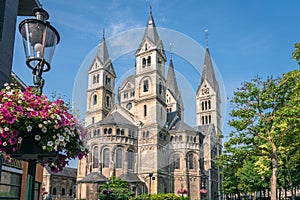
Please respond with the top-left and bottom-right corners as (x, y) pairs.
(77, 9), (222, 200)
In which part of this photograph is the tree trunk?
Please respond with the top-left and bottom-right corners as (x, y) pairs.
(270, 148), (278, 200)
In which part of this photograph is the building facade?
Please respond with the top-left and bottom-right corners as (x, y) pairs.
(77, 9), (222, 200)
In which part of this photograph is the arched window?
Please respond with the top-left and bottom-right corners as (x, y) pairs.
(143, 80), (149, 92)
(202, 102), (205, 110)
(201, 116), (204, 125)
(147, 56), (151, 66)
(127, 150), (134, 170)
(116, 148), (123, 168)
(174, 154), (180, 169)
(205, 101), (208, 110)
(103, 148), (110, 168)
(144, 105), (147, 116)
(105, 75), (111, 85)
(205, 115), (208, 124)
(93, 75), (96, 84)
(106, 96), (110, 107)
(121, 129), (125, 135)
(194, 137), (197, 143)
(146, 131), (149, 138)
(97, 129), (100, 136)
(179, 135), (182, 142)
(52, 188), (57, 195)
(209, 115), (212, 123)
(208, 100), (211, 109)
(170, 136), (174, 141)
(69, 189), (73, 196)
(104, 128), (107, 134)
(116, 129), (121, 135)
(159, 82), (163, 94)
(108, 128), (112, 134)
(93, 94), (97, 105)
(97, 74), (99, 83)
(188, 153), (194, 169)
(142, 58), (146, 67)
(92, 117), (95, 124)
(145, 43), (148, 50)
(93, 146), (98, 168)
(62, 188), (65, 195)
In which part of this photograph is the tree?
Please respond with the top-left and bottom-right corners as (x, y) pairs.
(225, 68), (300, 200)
(99, 177), (134, 200)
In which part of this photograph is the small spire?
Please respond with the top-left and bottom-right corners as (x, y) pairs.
(169, 43), (173, 59)
(204, 29), (209, 48)
(102, 28), (105, 40)
(150, 4), (152, 14)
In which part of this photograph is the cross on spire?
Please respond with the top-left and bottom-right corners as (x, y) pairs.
(169, 42), (173, 59)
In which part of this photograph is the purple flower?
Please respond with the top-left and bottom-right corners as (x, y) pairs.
(8, 137), (17, 145)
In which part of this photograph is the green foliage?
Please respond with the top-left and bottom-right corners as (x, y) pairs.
(130, 193), (188, 200)
(99, 177), (134, 200)
(220, 68), (300, 199)
(292, 43), (300, 65)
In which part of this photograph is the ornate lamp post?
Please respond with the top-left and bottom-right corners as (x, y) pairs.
(18, 6), (60, 200)
(148, 173), (153, 200)
(19, 7), (60, 94)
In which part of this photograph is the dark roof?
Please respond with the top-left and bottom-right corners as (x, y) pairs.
(167, 59), (180, 99)
(120, 74), (135, 90)
(199, 47), (219, 93)
(119, 172), (142, 183)
(45, 166), (77, 178)
(194, 124), (214, 135)
(18, 0), (41, 16)
(167, 111), (194, 132)
(98, 110), (136, 127)
(77, 172), (107, 183)
(96, 35), (110, 66)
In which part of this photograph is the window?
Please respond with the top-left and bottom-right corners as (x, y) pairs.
(105, 75), (111, 85)
(93, 94), (97, 105)
(205, 101), (208, 110)
(103, 148), (110, 168)
(208, 100), (211, 109)
(205, 116), (208, 124)
(93, 75), (96, 84)
(106, 96), (110, 107)
(143, 80), (149, 92)
(179, 135), (182, 142)
(92, 117), (95, 124)
(0, 0), (5, 40)
(97, 74), (99, 83)
(108, 128), (112, 134)
(0, 171), (22, 199)
(117, 128), (121, 135)
(147, 56), (151, 66)
(144, 105), (147, 116)
(158, 58), (162, 66)
(159, 82), (163, 94)
(188, 153), (194, 169)
(62, 188), (65, 195)
(104, 128), (107, 134)
(142, 58), (146, 68)
(145, 43), (148, 50)
(174, 154), (180, 169)
(52, 188), (57, 195)
(124, 93), (128, 99)
(116, 148), (123, 168)
(69, 189), (73, 196)
(93, 146), (99, 168)
(127, 150), (134, 170)
(202, 102), (205, 110)
(201, 116), (204, 125)
(209, 115), (211, 123)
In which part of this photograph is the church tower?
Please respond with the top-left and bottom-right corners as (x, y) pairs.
(196, 36), (222, 200)
(85, 34), (116, 126)
(166, 52), (184, 119)
(134, 8), (169, 193)
(196, 44), (221, 134)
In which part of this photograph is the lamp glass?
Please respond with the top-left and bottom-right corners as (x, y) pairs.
(19, 19), (59, 70)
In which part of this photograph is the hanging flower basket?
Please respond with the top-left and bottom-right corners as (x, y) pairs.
(0, 83), (88, 172)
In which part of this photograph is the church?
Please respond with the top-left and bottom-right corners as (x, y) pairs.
(76, 8), (222, 200)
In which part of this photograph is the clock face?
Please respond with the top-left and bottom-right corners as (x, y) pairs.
(126, 102), (132, 110)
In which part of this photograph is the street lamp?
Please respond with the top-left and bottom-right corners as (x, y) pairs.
(18, 6), (60, 200)
(149, 173), (153, 200)
(19, 7), (60, 94)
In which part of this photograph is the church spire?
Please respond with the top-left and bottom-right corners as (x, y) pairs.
(96, 29), (110, 65)
(139, 6), (161, 47)
(200, 43), (218, 92)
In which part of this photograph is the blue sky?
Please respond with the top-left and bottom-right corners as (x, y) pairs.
(12, 1), (300, 166)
